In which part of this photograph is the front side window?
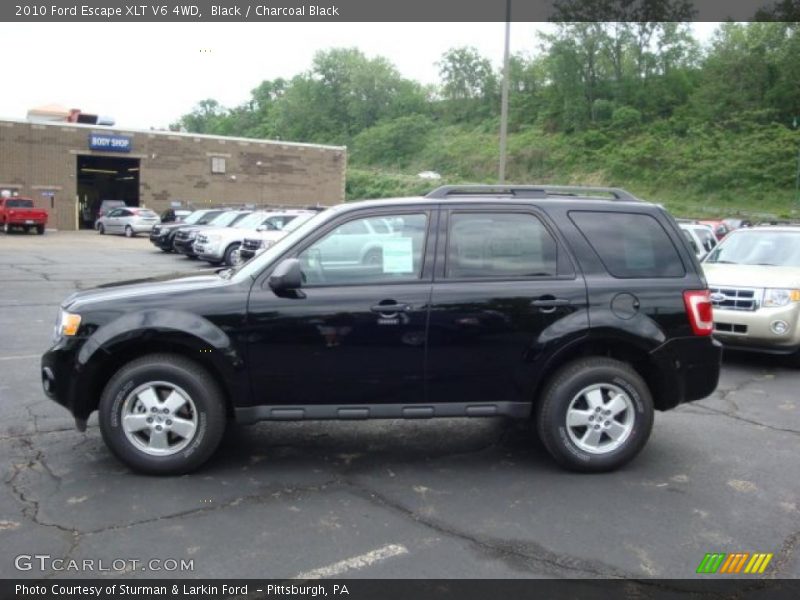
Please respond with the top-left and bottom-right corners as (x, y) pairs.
(570, 211), (685, 278)
(446, 212), (558, 279)
(298, 213), (427, 286)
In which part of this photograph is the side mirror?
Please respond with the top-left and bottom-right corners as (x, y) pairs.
(268, 258), (303, 294)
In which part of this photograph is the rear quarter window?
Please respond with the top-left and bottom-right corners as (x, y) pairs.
(570, 211), (685, 278)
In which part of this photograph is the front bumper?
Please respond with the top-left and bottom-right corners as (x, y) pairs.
(194, 241), (224, 262)
(649, 336), (723, 409)
(239, 248), (257, 262)
(174, 237), (198, 256)
(41, 337), (87, 424)
(712, 305), (800, 354)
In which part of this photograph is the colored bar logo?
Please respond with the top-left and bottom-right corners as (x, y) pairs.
(696, 552), (773, 574)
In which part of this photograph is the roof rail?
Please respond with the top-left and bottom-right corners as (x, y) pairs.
(425, 184), (640, 202)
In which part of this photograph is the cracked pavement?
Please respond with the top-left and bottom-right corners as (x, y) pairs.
(0, 231), (798, 580)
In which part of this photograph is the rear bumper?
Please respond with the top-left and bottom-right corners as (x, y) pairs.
(131, 222), (158, 233)
(6, 218), (46, 226)
(649, 336), (722, 409)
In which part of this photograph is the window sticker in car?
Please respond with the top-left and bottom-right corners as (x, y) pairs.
(382, 237), (414, 274)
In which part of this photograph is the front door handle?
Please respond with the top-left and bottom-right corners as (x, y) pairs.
(371, 303), (411, 314)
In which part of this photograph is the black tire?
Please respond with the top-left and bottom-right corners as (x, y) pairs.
(124, 225), (134, 238)
(98, 354), (226, 475)
(3, 222), (10, 234)
(98, 223), (105, 235)
(535, 357), (654, 473)
(36, 225), (45, 235)
(223, 242), (241, 267)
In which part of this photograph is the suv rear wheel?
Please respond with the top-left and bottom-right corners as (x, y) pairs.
(99, 354), (226, 475)
(536, 357), (654, 472)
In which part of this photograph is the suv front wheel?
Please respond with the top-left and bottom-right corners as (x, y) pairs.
(99, 354), (226, 475)
(536, 357), (654, 472)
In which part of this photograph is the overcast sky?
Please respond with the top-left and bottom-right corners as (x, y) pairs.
(0, 22), (719, 130)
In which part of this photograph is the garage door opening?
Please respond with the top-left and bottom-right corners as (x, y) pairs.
(77, 155), (140, 229)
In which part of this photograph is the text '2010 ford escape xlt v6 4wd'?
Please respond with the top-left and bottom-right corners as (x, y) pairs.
(41, 185), (721, 474)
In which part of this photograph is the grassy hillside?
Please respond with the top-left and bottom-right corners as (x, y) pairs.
(347, 118), (800, 219)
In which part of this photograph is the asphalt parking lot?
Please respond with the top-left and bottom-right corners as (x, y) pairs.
(0, 230), (798, 580)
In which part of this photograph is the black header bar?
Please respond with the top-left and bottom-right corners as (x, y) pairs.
(2, 0), (798, 23)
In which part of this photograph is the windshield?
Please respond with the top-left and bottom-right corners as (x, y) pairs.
(184, 210), (211, 225)
(704, 230), (800, 267)
(231, 210), (332, 281)
(7, 199), (34, 208)
(210, 211), (248, 227)
(283, 213), (315, 232)
(233, 212), (270, 229)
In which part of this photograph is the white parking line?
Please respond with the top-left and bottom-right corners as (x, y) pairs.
(295, 544), (409, 580)
(0, 354), (40, 362)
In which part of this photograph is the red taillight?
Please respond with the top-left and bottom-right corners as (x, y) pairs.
(684, 290), (713, 336)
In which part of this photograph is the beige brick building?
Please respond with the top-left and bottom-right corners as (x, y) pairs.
(0, 118), (347, 230)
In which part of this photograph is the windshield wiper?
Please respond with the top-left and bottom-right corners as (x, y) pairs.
(710, 260), (739, 264)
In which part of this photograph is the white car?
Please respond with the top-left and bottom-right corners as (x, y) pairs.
(237, 212), (320, 264)
(194, 210), (316, 266)
(679, 222), (718, 260)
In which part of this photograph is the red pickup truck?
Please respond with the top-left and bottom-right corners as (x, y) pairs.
(0, 197), (48, 234)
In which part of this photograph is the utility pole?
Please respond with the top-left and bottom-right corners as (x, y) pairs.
(498, 0), (511, 184)
(795, 117), (800, 204)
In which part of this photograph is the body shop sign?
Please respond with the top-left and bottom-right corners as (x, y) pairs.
(89, 134), (132, 152)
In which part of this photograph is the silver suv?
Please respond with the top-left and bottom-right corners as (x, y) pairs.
(703, 226), (800, 361)
(194, 210), (315, 266)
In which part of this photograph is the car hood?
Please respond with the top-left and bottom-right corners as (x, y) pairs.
(154, 222), (193, 232)
(702, 263), (800, 289)
(198, 226), (243, 238)
(63, 270), (227, 311)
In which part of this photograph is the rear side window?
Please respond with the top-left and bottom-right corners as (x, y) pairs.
(446, 212), (558, 278)
(570, 211), (685, 278)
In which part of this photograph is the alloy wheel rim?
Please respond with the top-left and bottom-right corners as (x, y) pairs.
(230, 248), (242, 266)
(121, 381), (198, 456)
(565, 383), (634, 455)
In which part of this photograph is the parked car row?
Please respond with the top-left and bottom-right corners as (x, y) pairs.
(149, 207), (323, 267)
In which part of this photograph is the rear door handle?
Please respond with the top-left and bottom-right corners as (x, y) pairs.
(531, 298), (571, 308)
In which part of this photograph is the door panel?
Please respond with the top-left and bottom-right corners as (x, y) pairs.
(246, 284), (432, 406)
(245, 209), (436, 408)
(426, 208), (588, 405)
(426, 280), (587, 404)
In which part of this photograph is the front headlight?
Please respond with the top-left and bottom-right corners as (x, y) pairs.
(54, 309), (82, 340)
(763, 288), (800, 308)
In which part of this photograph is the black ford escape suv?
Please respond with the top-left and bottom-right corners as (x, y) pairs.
(42, 185), (721, 474)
